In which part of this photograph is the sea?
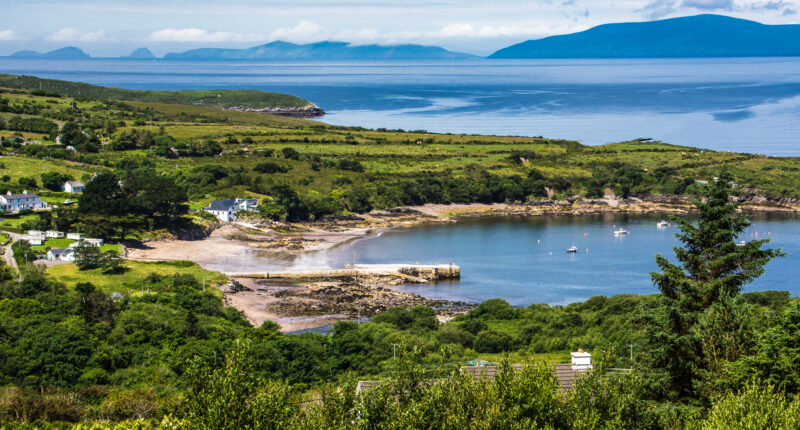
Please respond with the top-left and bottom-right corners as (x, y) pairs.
(1, 57), (800, 155)
(2, 57), (800, 305)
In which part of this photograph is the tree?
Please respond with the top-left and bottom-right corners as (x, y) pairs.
(640, 169), (784, 402)
(73, 242), (101, 270)
(41, 171), (73, 192)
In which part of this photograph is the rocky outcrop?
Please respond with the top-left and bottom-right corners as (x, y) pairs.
(224, 104), (325, 117)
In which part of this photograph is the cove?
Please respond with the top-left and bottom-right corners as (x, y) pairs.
(324, 213), (800, 306)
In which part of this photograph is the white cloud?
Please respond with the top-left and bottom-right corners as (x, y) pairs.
(0, 30), (19, 41)
(148, 28), (265, 42)
(681, 0), (735, 10)
(638, 0), (680, 19)
(46, 28), (108, 42)
(269, 20), (326, 42)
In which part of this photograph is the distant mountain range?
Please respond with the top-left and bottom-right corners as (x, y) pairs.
(162, 41), (476, 60)
(490, 14), (800, 58)
(7, 15), (800, 61)
(10, 47), (90, 59)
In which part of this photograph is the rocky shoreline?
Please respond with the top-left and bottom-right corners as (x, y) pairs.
(224, 104), (325, 117)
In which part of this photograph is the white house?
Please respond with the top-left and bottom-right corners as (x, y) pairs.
(0, 191), (47, 212)
(203, 198), (259, 222)
(27, 230), (45, 238)
(203, 200), (239, 222)
(62, 181), (85, 193)
(46, 230), (64, 238)
(235, 198), (258, 211)
(571, 350), (593, 371)
(66, 232), (85, 240)
(46, 248), (74, 261)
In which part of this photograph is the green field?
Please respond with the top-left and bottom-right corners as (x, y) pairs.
(46, 259), (227, 295)
(0, 74), (314, 109)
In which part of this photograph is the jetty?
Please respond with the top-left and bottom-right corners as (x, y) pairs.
(224, 263), (460, 283)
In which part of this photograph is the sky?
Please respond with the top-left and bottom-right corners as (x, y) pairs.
(1, 0), (799, 57)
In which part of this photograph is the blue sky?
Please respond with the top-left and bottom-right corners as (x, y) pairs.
(1, 0), (799, 56)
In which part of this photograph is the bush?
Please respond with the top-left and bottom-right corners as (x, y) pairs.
(698, 383), (800, 429)
(469, 298), (516, 320)
(460, 319), (487, 335)
(437, 325), (475, 348)
(281, 147), (300, 160)
(253, 162), (290, 174)
(473, 330), (513, 353)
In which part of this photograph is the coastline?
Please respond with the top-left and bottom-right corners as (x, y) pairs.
(126, 196), (800, 332)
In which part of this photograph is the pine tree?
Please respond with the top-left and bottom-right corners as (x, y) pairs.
(641, 169), (784, 402)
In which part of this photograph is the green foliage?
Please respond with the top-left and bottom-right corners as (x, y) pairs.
(473, 330), (513, 353)
(40, 172), (73, 192)
(641, 169), (785, 402)
(183, 341), (296, 430)
(253, 162), (290, 174)
(697, 383), (800, 429)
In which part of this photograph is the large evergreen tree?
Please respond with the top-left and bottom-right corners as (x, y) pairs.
(641, 169), (784, 402)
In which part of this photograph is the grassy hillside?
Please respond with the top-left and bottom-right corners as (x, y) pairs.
(0, 74), (314, 109)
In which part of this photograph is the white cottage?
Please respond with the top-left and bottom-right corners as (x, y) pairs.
(27, 230), (45, 238)
(235, 198), (259, 211)
(0, 191), (47, 212)
(62, 181), (85, 193)
(46, 230), (64, 238)
(46, 248), (74, 261)
(203, 200), (240, 222)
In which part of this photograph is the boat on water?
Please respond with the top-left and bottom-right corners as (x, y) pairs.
(657, 220), (669, 228)
(737, 240), (747, 247)
(566, 246), (578, 253)
(614, 228), (629, 236)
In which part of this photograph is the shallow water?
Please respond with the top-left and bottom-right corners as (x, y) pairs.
(3, 57), (800, 154)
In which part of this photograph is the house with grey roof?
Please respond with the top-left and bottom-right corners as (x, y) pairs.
(0, 191), (48, 212)
(204, 199), (240, 222)
(46, 248), (74, 262)
(203, 198), (259, 223)
(62, 180), (85, 193)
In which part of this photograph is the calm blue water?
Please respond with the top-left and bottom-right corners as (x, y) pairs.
(323, 214), (800, 306)
(2, 57), (800, 155)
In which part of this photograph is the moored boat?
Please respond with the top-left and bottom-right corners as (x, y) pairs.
(566, 246), (578, 253)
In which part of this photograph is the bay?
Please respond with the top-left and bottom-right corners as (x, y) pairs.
(324, 213), (800, 306)
(2, 57), (800, 155)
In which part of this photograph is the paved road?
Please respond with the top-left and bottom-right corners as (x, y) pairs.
(3, 232), (24, 280)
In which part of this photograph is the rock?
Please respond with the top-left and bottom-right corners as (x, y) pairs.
(224, 104), (325, 117)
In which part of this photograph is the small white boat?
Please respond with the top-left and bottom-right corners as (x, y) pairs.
(566, 246), (578, 253)
(657, 220), (669, 228)
(737, 240), (747, 247)
(614, 228), (629, 236)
